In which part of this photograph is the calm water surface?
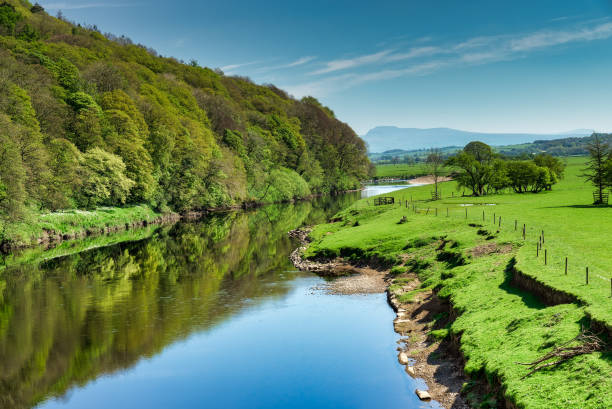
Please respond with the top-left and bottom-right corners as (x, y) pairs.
(361, 183), (423, 198)
(0, 191), (437, 409)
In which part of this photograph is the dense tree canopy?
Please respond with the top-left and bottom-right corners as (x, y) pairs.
(447, 142), (564, 196)
(0, 0), (371, 221)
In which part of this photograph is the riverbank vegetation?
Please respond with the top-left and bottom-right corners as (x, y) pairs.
(303, 156), (612, 408)
(0, 1), (371, 246)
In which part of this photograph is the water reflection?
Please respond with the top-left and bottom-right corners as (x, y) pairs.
(0, 194), (360, 409)
(361, 183), (423, 198)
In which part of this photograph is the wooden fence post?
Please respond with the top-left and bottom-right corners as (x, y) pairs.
(515, 220), (517, 231)
(545, 249), (547, 265)
(565, 257), (568, 275)
(498, 216), (501, 228)
(586, 267), (589, 285)
(523, 224), (526, 240)
(482, 210), (485, 221)
(465, 208), (468, 219)
(542, 230), (545, 244)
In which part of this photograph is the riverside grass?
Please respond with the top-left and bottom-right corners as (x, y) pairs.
(305, 156), (612, 408)
(3, 205), (161, 247)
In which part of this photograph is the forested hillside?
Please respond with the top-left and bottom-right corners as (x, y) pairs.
(0, 1), (371, 226)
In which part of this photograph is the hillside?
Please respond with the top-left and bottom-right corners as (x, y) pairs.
(362, 126), (592, 153)
(0, 1), (371, 235)
(369, 133), (612, 165)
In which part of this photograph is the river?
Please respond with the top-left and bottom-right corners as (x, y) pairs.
(0, 187), (439, 409)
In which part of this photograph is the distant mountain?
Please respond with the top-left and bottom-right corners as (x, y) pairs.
(362, 126), (593, 153)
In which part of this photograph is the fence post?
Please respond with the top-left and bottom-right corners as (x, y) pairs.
(586, 267), (589, 285)
(494, 213), (496, 224)
(465, 208), (468, 219)
(498, 216), (501, 228)
(542, 230), (545, 244)
(523, 224), (526, 240)
(545, 249), (547, 265)
(565, 257), (568, 275)
(515, 220), (517, 231)
(482, 210), (485, 221)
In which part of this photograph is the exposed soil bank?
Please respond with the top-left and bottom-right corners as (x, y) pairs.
(289, 228), (469, 408)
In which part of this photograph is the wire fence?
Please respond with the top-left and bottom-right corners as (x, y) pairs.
(365, 192), (612, 298)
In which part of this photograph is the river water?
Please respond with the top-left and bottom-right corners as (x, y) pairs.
(0, 188), (438, 409)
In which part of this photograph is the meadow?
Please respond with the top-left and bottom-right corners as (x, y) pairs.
(374, 163), (455, 179)
(305, 156), (612, 408)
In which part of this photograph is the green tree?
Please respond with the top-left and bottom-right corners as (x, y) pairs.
(77, 148), (135, 208)
(446, 142), (494, 196)
(534, 153), (565, 190)
(0, 2), (21, 36)
(581, 135), (611, 204)
(0, 132), (26, 220)
(46, 138), (82, 210)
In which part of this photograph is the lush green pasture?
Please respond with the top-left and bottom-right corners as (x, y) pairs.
(380, 157), (612, 327)
(375, 163), (429, 179)
(305, 156), (612, 408)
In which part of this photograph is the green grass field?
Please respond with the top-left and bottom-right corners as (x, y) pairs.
(305, 156), (612, 408)
(375, 163), (454, 179)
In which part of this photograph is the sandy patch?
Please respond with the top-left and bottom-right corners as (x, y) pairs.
(408, 175), (453, 185)
(323, 266), (388, 294)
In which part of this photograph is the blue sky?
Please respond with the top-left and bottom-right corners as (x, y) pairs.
(39, 0), (612, 135)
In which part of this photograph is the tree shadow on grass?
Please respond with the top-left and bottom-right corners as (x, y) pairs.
(499, 258), (546, 310)
(540, 204), (612, 209)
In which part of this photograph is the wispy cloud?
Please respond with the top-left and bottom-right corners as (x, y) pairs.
(42, 2), (140, 9)
(221, 61), (260, 73)
(284, 56), (316, 68)
(509, 21), (612, 51)
(310, 50), (394, 75)
(287, 19), (612, 97)
(261, 56), (316, 71)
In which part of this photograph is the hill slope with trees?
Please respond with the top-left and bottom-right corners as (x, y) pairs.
(0, 1), (371, 241)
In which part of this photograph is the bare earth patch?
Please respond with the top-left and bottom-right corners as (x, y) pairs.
(471, 242), (513, 258)
(408, 175), (453, 185)
(324, 266), (389, 295)
(389, 275), (469, 409)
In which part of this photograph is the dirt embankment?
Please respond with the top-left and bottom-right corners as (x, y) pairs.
(289, 228), (469, 408)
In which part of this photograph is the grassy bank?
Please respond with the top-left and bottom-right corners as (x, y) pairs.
(304, 156), (612, 408)
(2, 205), (164, 248)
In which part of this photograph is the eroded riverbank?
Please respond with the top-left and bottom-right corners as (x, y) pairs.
(289, 227), (469, 408)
